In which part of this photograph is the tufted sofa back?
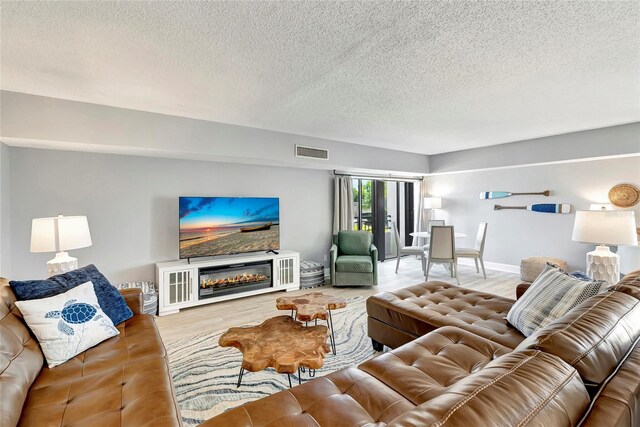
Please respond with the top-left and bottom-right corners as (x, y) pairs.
(515, 291), (640, 391)
(609, 268), (640, 300)
(0, 278), (44, 427)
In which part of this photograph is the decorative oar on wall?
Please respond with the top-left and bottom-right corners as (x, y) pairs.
(494, 204), (572, 214)
(480, 190), (550, 199)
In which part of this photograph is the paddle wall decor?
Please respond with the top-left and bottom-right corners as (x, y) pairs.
(480, 190), (549, 199)
(481, 189), (570, 214)
(494, 204), (571, 214)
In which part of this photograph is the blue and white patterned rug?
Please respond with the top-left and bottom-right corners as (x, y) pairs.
(166, 296), (376, 426)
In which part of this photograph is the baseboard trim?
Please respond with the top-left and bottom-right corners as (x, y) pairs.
(322, 261), (519, 282)
(456, 259), (520, 275)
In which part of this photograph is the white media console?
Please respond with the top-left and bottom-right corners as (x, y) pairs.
(156, 250), (300, 316)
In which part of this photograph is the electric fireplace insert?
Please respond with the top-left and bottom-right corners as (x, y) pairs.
(198, 260), (272, 299)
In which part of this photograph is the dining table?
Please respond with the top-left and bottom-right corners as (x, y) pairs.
(410, 231), (467, 239)
(409, 231), (468, 274)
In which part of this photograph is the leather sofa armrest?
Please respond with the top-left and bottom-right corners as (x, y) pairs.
(120, 288), (143, 315)
(516, 283), (531, 299)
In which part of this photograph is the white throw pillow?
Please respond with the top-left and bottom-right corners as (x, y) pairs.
(15, 281), (119, 368)
(507, 264), (607, 337)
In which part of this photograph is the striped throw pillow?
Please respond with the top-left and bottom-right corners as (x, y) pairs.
(507, 264), (607, 336)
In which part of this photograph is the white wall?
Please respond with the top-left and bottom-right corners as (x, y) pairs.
(9, 147), (333, 283)
(0, 143), (10, 276)
(3, 92), (639, 282)
(429, 122), (640, 173)
(426, 156), (640, 274)
(0, 91), (430, 175)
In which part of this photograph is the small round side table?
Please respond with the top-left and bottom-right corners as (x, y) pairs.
(276, 292), (347, 355)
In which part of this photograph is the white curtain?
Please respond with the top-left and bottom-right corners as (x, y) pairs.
(412, 180), (430, 246)
(333, 176), (354, 234)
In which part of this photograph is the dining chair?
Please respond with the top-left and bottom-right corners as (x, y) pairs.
(424, 225), (459, 284)
(455, 222), (488, 279)
(423, 219), (445, 251)
(427, 220), (445, 228)
(392, 221), (425, 273)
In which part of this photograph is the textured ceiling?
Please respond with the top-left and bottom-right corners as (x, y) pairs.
(1, 1), (639, 155)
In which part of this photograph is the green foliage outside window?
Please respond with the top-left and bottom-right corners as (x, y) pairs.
(352, 179), (373, 230)
(361, 181), (372, 212)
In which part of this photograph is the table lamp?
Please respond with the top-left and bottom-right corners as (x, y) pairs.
(571, 210), (638, 285)
(423, 197), (442, 210)
(424, 197), (442, 221)
(31, 215), (92, 276)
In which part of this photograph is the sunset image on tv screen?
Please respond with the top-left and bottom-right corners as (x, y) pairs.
(179, 197), (280, 258)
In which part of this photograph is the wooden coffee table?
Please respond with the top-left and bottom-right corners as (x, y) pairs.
(219, 315), (330, 387)
(275, 292), (347, 355)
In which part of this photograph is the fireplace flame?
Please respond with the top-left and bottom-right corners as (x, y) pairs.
(201, 272), (269, 288)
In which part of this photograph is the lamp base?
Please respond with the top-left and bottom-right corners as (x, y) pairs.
(47, 251), (78, 276)
(586, 245), (620, 286)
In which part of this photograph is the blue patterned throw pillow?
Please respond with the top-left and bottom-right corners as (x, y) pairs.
(10, 264), (133, 325)
(15, 281), (119, 367)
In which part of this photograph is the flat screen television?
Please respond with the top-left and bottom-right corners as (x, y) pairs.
(179, 197), (280, 259)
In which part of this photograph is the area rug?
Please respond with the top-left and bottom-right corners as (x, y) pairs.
(166, 296), (376, 426)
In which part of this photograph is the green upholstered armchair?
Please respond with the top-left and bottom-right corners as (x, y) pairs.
(330, 231), (378, 287)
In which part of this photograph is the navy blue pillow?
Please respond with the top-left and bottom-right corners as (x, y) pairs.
(10, 264), (133, 325)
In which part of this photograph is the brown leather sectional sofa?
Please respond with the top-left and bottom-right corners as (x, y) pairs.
(203, 270), (640, 427)
(4, 271), (639, 427)
(0, 278), (182, 427)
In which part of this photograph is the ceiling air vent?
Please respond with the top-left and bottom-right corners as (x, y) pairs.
(295, 145), (329, 160)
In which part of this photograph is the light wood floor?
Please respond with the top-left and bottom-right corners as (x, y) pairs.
(155, 257), (521, 343)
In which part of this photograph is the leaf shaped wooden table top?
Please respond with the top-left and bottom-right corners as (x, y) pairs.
(275, 292), (347, 321)
(218, 315), (329, 374)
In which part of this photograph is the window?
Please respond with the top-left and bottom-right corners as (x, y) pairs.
(352, 179), (372, 231)
(351, 178), (416, 261)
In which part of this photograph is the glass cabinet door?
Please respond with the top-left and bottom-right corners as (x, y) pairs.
(164, 270), (192, 306)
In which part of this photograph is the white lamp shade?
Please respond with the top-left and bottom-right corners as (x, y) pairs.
(572, 210), (638, 246)
(424, 197), (442, 209)
(31, 215), (92, 253)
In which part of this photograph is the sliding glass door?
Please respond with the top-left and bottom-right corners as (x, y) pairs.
(384, 182), (399, 259)
(352, 178), (417, 261)
(352, 179), (373, 231)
